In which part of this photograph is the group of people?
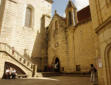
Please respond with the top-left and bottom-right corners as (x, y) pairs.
(5, 67), (17, 79)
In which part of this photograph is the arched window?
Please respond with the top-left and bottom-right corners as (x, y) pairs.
(25, 6), (33, 27)
(55, 21), (58, 30)
(69, 11), (72, 26)
(53, 20), (58, 38)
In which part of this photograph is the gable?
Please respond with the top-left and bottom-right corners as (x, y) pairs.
(48, 13), (66, 32)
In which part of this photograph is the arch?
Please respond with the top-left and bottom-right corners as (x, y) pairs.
(105, 43), (111, 85)
(25, 5), (34, 28)
(53, 57), (60, 72)
(2, 62), (26, 78)
(0, 52), (33, 78)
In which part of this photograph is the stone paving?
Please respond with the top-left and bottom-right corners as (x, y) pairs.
(0, 76), (92, 85)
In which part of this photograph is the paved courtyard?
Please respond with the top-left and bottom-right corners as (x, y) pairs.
(0, 76), (93, 85)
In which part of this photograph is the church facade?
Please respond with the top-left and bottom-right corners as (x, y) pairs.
(47, 1), (98, 72)
(0, 0), (111, 85)
(33, 1), (111, 85)
(34, 1), (98, 73)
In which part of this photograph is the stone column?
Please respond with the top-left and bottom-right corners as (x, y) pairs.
(32, 64), (37, 77)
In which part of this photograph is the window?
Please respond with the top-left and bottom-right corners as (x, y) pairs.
(55, 21), (58, 29)
(25, 7), (32, 27)
(53, 21), (58, 38)
(69, 11), (72, 26)
(76, 65), (81, 71)
(55, 21), (58, 34)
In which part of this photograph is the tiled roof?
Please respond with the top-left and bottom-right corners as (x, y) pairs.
(77, 6), (91, 23)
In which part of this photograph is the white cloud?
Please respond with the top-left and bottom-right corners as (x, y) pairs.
(73, 0), (89, 11)
(62, 13), (66, 17)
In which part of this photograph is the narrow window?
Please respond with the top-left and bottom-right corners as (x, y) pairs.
(25, 7), (32, 27)
(53, 21), (58, 38)
(55, 21), (58, 29)
(69, 11), (72, 26)
(55, 21), (58, 34)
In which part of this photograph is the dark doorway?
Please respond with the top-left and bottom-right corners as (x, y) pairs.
(76, 65), (81, 71)
(54, 58), (60, 72)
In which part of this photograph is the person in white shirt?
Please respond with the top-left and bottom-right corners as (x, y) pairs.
(5, 68), (10, 79)
(11, 68), (17, 79)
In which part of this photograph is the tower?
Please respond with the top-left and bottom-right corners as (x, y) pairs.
(65, 0), (78, 27)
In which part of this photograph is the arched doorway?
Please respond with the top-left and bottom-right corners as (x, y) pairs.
(2, 62), (26, 79)
(54, 58), (60, 72)
(108, 48), (111, 84)
(105, 44), (111, 85)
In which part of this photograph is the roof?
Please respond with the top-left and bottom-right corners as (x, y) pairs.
(65, 0), (76, 12)
(67, 0), (76, 8)
(47, 12), (66, 32)
(55, 13), (66, 21)
(77, 6), (91, 23)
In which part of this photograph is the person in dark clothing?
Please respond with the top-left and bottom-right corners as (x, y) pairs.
(90, 64), (97, 85)
(11, 68), (17, 79)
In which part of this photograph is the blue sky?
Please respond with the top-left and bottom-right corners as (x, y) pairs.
(52, 0), (89, 16)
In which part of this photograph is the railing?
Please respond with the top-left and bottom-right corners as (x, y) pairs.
(0, 42), (34, 71)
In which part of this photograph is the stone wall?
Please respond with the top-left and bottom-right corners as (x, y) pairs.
(0, 52), (33, 78)
(0, 0), (52, 57)
(89, 0), (111, 29)
(89, 0), (111, 85)
(47, 13), (97, 72)
(74, 21), (97, 72)
(48, 15), (68, 72)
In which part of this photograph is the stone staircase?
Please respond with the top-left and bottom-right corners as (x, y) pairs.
(0, 42), (37, 77)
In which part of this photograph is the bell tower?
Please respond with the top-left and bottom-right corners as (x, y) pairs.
(65, 0), (78, 27)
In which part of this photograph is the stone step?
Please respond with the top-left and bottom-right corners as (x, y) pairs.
(41, 72), (90, 77)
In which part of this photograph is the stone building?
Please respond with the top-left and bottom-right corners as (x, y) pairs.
(90, 0), (111, 85)
(33, 0), (98, 73)
(0, 0), (111, 84)
(32, 15), (51, 71)
(47, 1), (98, 72)
(0, 0), (52, 56)
(0, 0), (52, 78)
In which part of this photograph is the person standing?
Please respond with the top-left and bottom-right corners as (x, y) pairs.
(12, 68), (17, 79)
(9, 67), (13, 79)
(90, 64), (97, 85)
(5, 68), (10, 79)
(54, 62), (59, 72)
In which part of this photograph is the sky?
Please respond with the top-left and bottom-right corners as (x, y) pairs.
(52, 0), (89, 16)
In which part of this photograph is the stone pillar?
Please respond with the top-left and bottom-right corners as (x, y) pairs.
(0, 53), (5, 79)
(32, 64), (37, 77)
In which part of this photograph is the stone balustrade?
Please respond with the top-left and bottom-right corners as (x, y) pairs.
(0, 42), (34, 71)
